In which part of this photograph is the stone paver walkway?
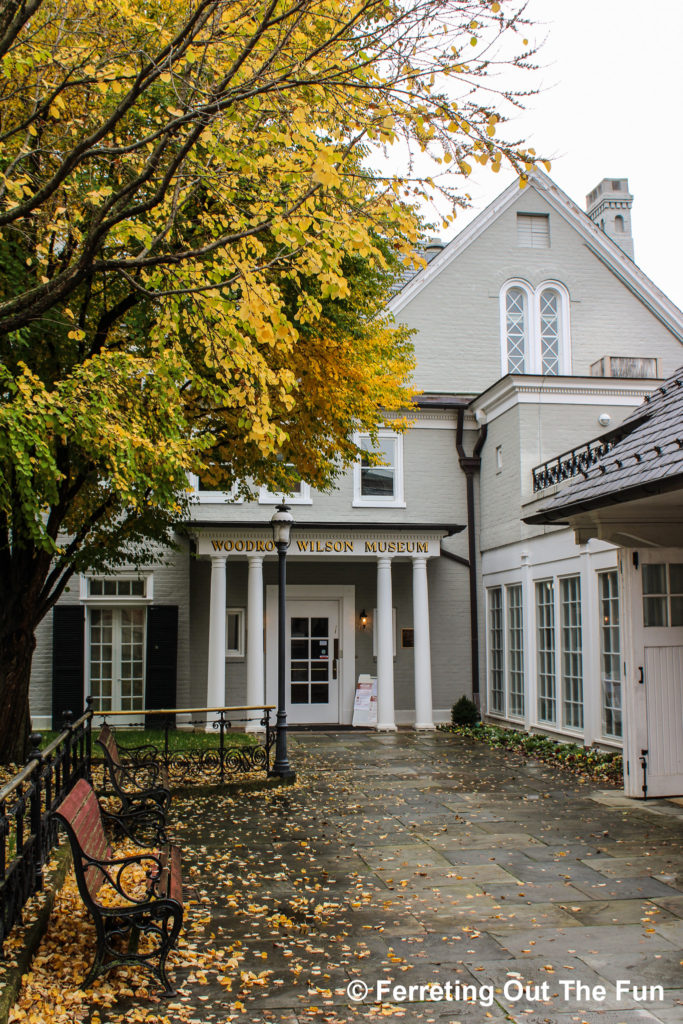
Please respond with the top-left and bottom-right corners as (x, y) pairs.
(170, 731), (683, 1023)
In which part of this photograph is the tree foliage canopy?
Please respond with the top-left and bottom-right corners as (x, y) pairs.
(0, 0), (543, 758)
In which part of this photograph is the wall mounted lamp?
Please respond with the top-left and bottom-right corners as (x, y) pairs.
(359, 609), (368, 631)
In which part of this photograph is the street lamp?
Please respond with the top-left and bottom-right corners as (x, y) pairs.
(270, 502), (296, 779)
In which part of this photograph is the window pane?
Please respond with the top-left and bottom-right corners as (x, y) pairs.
(642, 564), (666, 595)
(670, 596), (683, 627)
(506, 287), (526, 374)
(360, 436), (396, 498)
(539, 289), (560, 375)
(89, 579), (103, 595)
(310, 684), (329, 704)
(644, 596), (667, 627)
(560, 576), (583, 729)
(536, 580), (556, 723)
(506, 584), (524, 717)
(291, 638), (308, 659)
(310, 638), (329, 659)
(669, 564), (683, 594)
(290, 684), (309, 704)
(488, 588), (504, 714)
(227, 613), (240, 652)
(599, 571), (622, 738)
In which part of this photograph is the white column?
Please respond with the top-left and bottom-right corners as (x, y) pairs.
(245, 555), (265, 733)
(376, 556), (396, 731)
(412, 557), (435, 730)
(206, 555), (227, 729)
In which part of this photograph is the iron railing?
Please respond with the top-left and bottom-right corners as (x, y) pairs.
(91, 702), (276, 786)
(532, 438), (615, 492)
(0, 709), (92, 953)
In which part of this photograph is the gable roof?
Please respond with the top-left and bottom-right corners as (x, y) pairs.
(525, 364), (683, 524)
(388, 170), (683, 344)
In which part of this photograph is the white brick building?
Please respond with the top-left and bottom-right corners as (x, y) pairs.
(32, 171), (683, 785)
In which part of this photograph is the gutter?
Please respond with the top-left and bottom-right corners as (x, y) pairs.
(455, 408), (487, 707)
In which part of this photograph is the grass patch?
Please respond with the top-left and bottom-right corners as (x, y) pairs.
(440, 722), (623, 785)
(39, 727), (257, 752)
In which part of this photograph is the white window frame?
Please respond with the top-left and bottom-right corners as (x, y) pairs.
(258, 481), (312, 505)
(499, 279), (571, 376)
(85, 605), (147, 713)
(487, 586), (505, 716)
(559, 574), (584, 731)
(506, 583), (525, 719)
(188, 472), (243, 504)
(353, 431), (405, 508)
(598, 570), (622, 740)
(226, 608), (245, 658)
(80, 573), (153, 602)
(535, 578), (557, 725)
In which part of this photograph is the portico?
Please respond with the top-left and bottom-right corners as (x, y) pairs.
(193, 526), (456, 730)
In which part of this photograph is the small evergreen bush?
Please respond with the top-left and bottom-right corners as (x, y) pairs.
(451, 696), (480, 727)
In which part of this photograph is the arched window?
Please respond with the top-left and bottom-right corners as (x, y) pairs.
(539, 288), (560, 375)
(505, 287), (527, 374)
(500, 281), (570, 376)
(614, 214), (625, 232)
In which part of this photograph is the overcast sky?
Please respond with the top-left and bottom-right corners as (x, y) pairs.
(441, 0), (683, 312)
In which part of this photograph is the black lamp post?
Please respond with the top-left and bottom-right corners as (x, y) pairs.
(270, 502), (296, 779)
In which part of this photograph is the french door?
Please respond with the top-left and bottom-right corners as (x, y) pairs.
(286, 600), (339, 724)
(88, 607), (146, 720)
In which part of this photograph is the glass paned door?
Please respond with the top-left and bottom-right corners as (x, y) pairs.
(286, 601), (339, 724)
(89, 607), (146, 719)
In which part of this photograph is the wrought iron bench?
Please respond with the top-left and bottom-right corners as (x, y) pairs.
(54, 778), (183, 992)
(96, 724), (171, 815)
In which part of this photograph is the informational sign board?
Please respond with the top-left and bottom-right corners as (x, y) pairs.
(352, 674), (377, 727)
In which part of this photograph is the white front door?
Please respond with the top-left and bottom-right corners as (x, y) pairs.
(625, 550), (683, 797)
(286, 600), (340, 724)
(88, 607), (146, 723)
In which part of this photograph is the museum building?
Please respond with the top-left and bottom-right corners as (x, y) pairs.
(31, 172), (683, 761)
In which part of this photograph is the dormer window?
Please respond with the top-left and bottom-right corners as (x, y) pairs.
(500, 281), (571, 376)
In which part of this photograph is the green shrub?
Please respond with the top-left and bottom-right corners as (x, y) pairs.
(451, 696), (480, 727)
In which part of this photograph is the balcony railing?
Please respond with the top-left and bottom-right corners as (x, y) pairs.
(532, 439), (614, 493)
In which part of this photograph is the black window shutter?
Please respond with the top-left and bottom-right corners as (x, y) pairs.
(146, 606), (178, 727)
(52, 605), (85, 728)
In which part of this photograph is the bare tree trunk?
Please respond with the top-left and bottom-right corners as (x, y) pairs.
(0, 626), (35, 764)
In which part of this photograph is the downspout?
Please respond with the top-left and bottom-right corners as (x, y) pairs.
(455, 407), (487, 708)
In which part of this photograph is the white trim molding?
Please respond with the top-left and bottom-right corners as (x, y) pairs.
(352, 430), (405, 508)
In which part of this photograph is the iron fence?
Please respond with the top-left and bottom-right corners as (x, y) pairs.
(91, 702), (276, 786)
(0, 709), (91, 953)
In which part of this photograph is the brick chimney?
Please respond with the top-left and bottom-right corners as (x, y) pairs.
(586, 178), (634, 259)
